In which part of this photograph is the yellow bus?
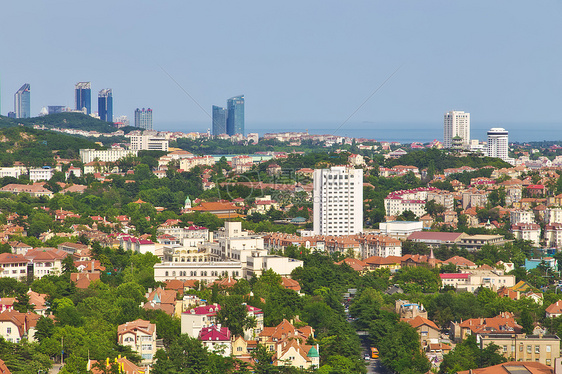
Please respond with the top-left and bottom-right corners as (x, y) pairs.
(371, 347), (379, 359)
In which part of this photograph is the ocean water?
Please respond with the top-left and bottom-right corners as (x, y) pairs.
(157, 121), (562, 144)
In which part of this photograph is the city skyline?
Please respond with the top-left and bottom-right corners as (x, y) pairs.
(0, 1), (560, 139)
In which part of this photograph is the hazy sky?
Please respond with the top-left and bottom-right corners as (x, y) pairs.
(1, 0), (561, 136)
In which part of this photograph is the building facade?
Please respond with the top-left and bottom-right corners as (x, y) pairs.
(79, 148), (138, 163)
(75, 82), (91, 114)
(487, 128), (510, 162)
(226, 95), (244, 136)
(129, 134), (169, 151)
(212, 105), (227, 135)
(98, 89), (113, 122)
(14, 83), (30, 119)
(134, 108), (153, 130)
(117, 319), (157, 364)
(313, 166), (363, 236)
(444, 110), (470, 148)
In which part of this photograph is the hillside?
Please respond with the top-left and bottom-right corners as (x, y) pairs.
(0, 112), (136, 134)
(0, 126), (101, 167)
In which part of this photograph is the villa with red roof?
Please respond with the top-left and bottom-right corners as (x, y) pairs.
(402, 316), (440, 347)
(199, 325), (232, 356)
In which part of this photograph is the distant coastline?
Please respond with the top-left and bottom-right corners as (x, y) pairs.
(156, 120), (562, 144)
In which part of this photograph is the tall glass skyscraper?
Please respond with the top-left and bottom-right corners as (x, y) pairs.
(134, 108), (153, 130)
(14, 83), (30, 119)
(226, 95), (244, 136)
(212, 105), (227, 135)
(98, 89), (113, 122)
(75, 82), (91, 114)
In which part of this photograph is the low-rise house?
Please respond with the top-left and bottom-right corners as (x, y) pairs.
(395, 300), (427, 319)
(143, 287), (177, 316)
(0, 310), (41, 343)
(0, 183), (53, 198)
(363, 255), (402, 272)
(458, 361), (554, 374)
(545, 300), (562, 318)
(402, 316), (440, 347)
(199, 325), (232, 356)
(450, 312), (522, 342)
(70, 272), (101, 288)
(443, 256), (477, 269)
(181, 304), (221, 339)
(117, 319), (157, 364)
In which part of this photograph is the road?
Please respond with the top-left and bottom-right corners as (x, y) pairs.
(49, 364), (62, 373)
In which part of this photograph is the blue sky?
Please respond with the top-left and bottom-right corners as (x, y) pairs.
(1, 0), (561, 139)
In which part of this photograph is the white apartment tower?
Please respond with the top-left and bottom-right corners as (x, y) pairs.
(443, 110), (470, 148)
(487, 128), (509, 161)
(313, 166), (363, 236)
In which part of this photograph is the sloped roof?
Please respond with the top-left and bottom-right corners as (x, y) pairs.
(444, 256), (476, 268)
(402, 316), (439, 330)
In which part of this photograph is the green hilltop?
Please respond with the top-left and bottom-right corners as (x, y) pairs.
(0, 112), (136, 134)
(0, 126), (101, 167)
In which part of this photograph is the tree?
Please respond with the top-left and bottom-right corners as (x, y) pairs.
(216, 295), (256, 338)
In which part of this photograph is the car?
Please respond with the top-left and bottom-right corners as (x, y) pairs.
(364, 354), (371, 361)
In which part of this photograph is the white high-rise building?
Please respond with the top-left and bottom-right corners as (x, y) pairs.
(313, 166), (363, 236)
(443, 110), (470, 148)
(487, 128), (509, 161)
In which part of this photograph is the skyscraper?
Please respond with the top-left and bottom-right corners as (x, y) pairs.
(75, 82), (92, 114)
(443, 110), (470, 148)
(98, 89), (113, 122)
(487, 128), (510, 162)
(14, 83), (30, 119)
(134, 108), (153, 130)
(226, 95), (244, 136)
(212, 105), (227, 135)
(313, 166), (363, 236)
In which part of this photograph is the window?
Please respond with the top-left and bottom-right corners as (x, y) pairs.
(6, 328), (11, 334)
(546, 345), (551, 353)
(142, 344), (152, 351)
(535, 345), (540, 354)
(237, 347), (243, 352)
(527, 345), (531, 353)
(142, 354), (152, 360)
(503, 345), (507, 353)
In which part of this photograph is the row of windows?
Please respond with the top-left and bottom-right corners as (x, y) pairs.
(164, 270), (240, 277)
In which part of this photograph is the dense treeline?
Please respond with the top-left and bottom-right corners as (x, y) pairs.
(0, 113), (137, 134)
(386, 148), (512, 172)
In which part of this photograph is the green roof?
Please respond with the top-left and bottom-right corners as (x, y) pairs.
(291, 217), (306, 223)
(307, 346), (319, 357)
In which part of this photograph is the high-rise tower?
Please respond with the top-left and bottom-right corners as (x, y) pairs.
(313, 166), (363, 236)
(226, 95), (244, 136)
(134, 108), (153, 130)
(14, 83), (30, 119)
(443, 110), (470, 148)
(98, 89), (113, 122)
(75, 82), (91, 114)
(487, 128), (509, 161)
(212, 105), (227, 135)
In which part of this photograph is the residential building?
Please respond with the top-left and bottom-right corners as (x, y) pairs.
(395, 300), (427, 319)
(226, 95), (244, 136)
(511, 223), (541, 246)
(443, 110), (470, 148)
(545, 223), (562, 248)
(402, 316), (440, 347)
(0, 183), (53, 198)
(461, 189), (489, 210)
(545, 300), (562, 318)
(134, 108), (153, 130)
(79, 148), (138, 164)
(510, 210), (535, 225)
(181, 304), (221, 339)
(0, 310), (40, 343)
(313, 166), (363, 236)
(29, 166), (55, 182)
(384, 187), (438, 217)
(212, 105), (227, 135)
(487, 127), (510, 162)
(358, 235), (402, 258)
(545, 208), (562, 225)
(0, 167), (22, 179)
(450, 312), (522, 342)
(427, 190), (455, 211)
(458, 362), (555, 374)
(25, 248), (68, 279)
(378, 221), (423, 239)
(117, 319), (157, 364)
(477, 333), (560, 366)
(440, 268), (515, 292)
(14, 83), (30, 119)
(199, 325), (232, 356)
(75, 82), (91, 114)
(129, 134), (169, 151)
(0, 254), (28, 281)
(98, 89), (113, 122)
